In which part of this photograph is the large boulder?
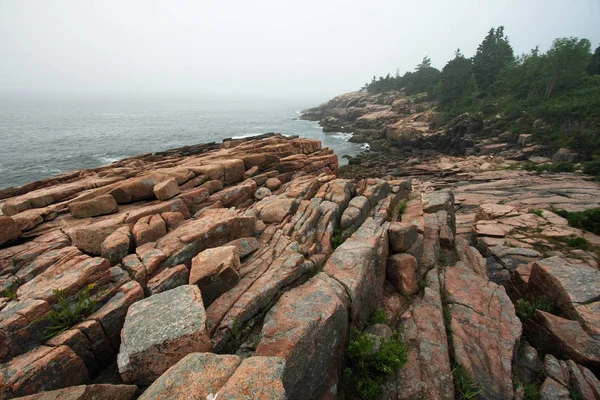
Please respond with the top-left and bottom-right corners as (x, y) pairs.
(255, 273), (349, 400)
(117, 285), (211, 385)
(323, 218), (389, 328)
(189, 246), (240, 306)
(68, 195), (118, 218)
(444, 264), (522, 399)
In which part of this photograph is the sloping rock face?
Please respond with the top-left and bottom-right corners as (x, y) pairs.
(2, 133), (598, 400)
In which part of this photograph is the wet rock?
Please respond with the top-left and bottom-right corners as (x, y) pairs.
(117, 285), (211, 385)
(139, 353), (241, 400)
(68, 195), (118, 218)
(146, 264), (189, 295)
(189, 246), (240, 306)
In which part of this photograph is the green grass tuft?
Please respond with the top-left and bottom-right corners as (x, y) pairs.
(37, 285), (101, 339)
(453, 364), (482, 399)
(528, 209), (544, 217)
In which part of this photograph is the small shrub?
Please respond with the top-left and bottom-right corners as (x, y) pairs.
(528, 209), (544, 217)
(368, 307), (388, 325)
(566, 236), (590, 249)
(547, 162), (575, 173)
(344, 328), (408, 400)
(515, 297), (554, 321)
(523, 163), (543, 172)
(417, 279), (429, 291)
(582, 159), (600, 177)
(453, 364), (482, 399)
(552, 208), (600, 235)
(331, 228), (344, 249)
(39, 285), (100, 339)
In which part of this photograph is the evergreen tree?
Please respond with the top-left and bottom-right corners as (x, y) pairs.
(437, 50), (474, 109)
(587, 45), (600, 75)
(472, 26), (514, 93)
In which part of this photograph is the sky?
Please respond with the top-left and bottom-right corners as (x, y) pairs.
(0, 0), (599, 102)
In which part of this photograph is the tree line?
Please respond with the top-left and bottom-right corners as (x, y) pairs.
(363, 27), (600, 157)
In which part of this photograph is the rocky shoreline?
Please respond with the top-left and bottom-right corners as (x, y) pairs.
(0, 130), (599, 399)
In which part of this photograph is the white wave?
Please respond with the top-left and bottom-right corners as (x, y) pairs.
(94, 154), (121, 165)
(328, 132), (354, 142)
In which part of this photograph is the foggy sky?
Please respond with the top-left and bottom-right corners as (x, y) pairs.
(1, 0), (599, 102)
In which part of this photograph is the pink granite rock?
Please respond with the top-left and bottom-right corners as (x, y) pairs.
(117, 285), (211, 385)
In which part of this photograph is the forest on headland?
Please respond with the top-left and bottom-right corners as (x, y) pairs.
(363, 27), (600, 159)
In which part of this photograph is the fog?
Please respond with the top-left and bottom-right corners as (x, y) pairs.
(1, 0), (599, 102)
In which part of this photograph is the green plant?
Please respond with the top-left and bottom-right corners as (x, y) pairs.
(368, 308), (388, 325)
(344, 328), (408, 399)
(1, 286), (18, 301)
(39, 285), (100, 339)
(547, 162), (575, 173)
(528, 209), (544, 217)
(453, 364), (482, 399)
(515, 297), (554, 321)
(552, 207), (600, 235)
(397, 200), (408, 216)
(331, 228), (344, 249)
(522, 382), (541, 400)
(566, 236), (590, 249)
(417, 279), (429, 291)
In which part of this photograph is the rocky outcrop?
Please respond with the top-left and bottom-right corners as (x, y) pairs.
(2, 132), (599, 400)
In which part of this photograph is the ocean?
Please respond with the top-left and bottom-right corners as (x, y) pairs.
(0, 96), (363, 190)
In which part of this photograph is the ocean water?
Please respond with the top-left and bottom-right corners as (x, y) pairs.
(0, 96), (363, 190)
